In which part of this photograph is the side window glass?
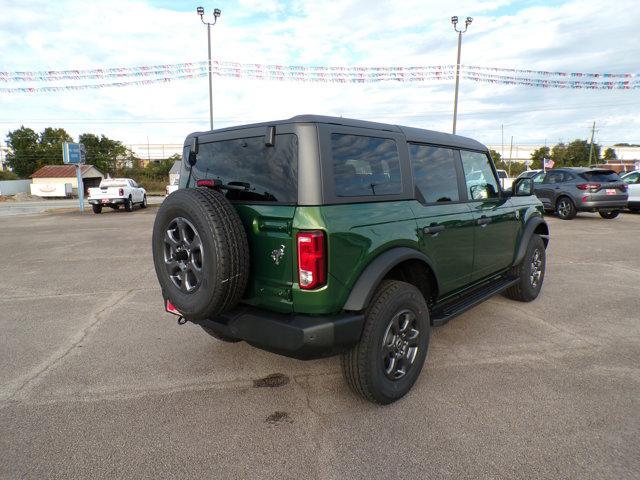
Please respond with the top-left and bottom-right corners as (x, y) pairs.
(408, 145), (460, 203)
(460, 151), (499, 200)
(533, 172), (546, 183)
(331, 134), (401, 197)
(623, 173), (639, 184)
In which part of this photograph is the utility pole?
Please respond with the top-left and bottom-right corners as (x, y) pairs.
(501, 124), (504, 160)
(588, 121), (596, 167)
(450, 16), (473, 135)
(197, 7), (222, 131)
(509, 136), (514, 175)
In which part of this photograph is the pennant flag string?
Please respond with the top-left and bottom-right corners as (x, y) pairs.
(1, 61), (638, 93)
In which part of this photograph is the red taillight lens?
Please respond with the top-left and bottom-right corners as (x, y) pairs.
(296, 230), (326, 290)
(576, 183), (601, 191)
(119, 188), (124, 196)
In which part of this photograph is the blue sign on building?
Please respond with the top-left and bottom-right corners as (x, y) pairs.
(63, 143), (86, 164)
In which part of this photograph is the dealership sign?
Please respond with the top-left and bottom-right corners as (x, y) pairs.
(63, 143), (86, 164)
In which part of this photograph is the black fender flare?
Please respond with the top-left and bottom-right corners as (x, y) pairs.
(513, 216), (549, 266)
(342, 247), (439, 312)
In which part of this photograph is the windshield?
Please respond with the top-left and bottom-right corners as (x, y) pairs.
(100, 180), (128, 187)
(183, 134), (298, 203)
(579, 170), (621, 182)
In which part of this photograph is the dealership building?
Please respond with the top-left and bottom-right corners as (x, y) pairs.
(30, 165), (105, 197)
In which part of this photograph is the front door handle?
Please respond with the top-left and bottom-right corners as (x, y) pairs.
(477, 216), (492, 227)
(422, 225), (445, 235)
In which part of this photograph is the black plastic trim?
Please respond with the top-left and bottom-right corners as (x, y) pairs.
(190, 305), (364, 360)
(513, 216), (549, 266)
(342, 247), (439, 312)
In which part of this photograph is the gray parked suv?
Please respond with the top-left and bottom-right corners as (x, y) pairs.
(533, 167), (628, 219)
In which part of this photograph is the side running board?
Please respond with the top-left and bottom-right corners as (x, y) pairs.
(430, 276), (519, 327)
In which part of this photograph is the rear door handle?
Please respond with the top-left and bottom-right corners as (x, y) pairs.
(422, 225), (445, 235)
(477, 216), (492, 227)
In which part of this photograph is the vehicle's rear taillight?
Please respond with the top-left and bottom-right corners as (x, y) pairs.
(196, 179), (222, 188)
(576, 183), (601, 191)
(297, 230), (326, 290)
(119, 188), (124, 196)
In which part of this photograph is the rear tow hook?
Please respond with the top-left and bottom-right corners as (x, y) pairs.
(177, 316), (187, 325)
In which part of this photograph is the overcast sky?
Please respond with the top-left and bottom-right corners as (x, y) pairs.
(1, 0), (638, 149)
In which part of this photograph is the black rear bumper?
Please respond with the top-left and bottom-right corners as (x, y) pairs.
(190, 306), (365, 360)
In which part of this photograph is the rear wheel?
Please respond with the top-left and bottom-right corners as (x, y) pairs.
(124, 196), (133, 212)
(555, 196), (577, 220)
(140, 195), (148, 208)
(341, 280), (430, 405)
(503, 234), (546, 302)
(92, 204), (102, 214)
(599, 210), (619, 219)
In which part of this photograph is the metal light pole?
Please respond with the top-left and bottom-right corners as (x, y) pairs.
(197, 6), (221, 131)
(451, 16), (472, 135)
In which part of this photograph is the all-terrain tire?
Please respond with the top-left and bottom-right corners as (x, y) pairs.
(555, 196), (577, 220)
(503, 234), (546, 302)
(92, 204), (102, 214)
(341, 280), (430, 405)
(152, 187), (249, 320)
(599, 210), (619, 219)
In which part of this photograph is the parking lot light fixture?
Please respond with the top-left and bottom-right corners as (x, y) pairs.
(451, 15), (473, 134)
(196, 7), (222, 131)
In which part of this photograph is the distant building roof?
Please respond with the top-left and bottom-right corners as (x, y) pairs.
(31, 164), (104, 179)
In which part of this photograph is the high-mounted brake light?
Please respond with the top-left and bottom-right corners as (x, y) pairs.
(576, 183), (601, 191)
(297, 230), (326, 290)
(119, 188), (124, 196)
(196, 179), (221, 188)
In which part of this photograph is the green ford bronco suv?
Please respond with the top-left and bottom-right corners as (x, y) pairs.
(152, 115), (549, 404)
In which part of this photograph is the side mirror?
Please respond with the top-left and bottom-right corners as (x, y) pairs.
(188, 137), (199, 166)
(469, 184), (488, 200)
(512, 177), (534, 196)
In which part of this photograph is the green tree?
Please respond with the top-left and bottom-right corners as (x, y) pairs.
(550, 142), (567, 167)
(603, 147), (617, 160)
(5, 126), (73, 178)
(6, 126), (40, 178)
(79, 133), (130, 175)
(530, 146), (550, 170)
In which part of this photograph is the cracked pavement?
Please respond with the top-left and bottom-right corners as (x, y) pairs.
(1, 207), (639, 479)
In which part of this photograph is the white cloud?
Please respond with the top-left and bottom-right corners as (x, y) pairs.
(0, 0), (638, 151)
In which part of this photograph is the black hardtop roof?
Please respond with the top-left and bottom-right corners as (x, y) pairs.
(184, 114), (487, 151)
(551, 166), (617, 173)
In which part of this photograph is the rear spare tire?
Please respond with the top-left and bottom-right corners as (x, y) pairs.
(152, 188), (249, 320)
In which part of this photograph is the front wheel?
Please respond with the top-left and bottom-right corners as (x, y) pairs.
(555, 197), (577, 220)
(599, 210), (619, 219)
(503, 234), (546, 302)
(341, 280), (430, 405)
(92, 204), (102, 214)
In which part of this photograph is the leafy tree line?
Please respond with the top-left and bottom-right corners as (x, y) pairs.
(529, 140), (608, 170)
(4, 126), (178, 189)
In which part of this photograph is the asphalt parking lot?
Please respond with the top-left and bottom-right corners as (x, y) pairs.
(1, 206), (639, 479)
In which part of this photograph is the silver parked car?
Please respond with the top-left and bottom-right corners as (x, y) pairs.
(532, 167), (628, 219)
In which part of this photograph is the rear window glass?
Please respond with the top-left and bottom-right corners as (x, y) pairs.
(580, 170), (621, 182)
(184, 134), (298, 203)
(331, 134), (401, 197)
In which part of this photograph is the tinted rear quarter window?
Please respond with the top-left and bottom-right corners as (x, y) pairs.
(185, 134), (298, 203)
(409, 145), (460, 203)
(580, 170), (621, 182)
(331, 134), (401, 197)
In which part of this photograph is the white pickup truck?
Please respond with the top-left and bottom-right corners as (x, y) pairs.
(88, 178), (147, 214)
